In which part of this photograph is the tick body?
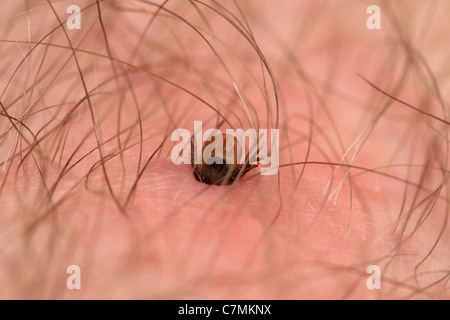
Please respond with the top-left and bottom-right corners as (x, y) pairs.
(191, 133), (258, 185)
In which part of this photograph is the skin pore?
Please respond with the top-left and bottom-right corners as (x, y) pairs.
(0, 0), (449, 299)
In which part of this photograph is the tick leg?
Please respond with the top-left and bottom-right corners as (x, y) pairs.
(192, 168), (202, 182)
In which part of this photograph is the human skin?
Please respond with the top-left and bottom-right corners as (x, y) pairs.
(0, 0), (449, 299)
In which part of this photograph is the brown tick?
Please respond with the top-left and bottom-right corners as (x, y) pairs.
(191, 133), (258, 185)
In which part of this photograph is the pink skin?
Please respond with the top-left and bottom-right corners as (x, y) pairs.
(0, 0), (449, 299)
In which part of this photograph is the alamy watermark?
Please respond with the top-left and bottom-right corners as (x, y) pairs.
(66, 265), (81, 290)
(366, 265), (381, 289)
(171, 121), (279, 175)
(66, 5), (81, 30)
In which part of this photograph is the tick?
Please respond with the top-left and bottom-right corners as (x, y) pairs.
(191, 133), (258, 185)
